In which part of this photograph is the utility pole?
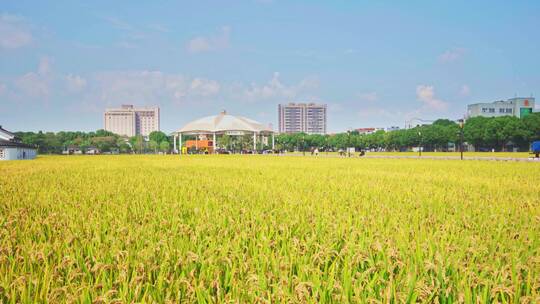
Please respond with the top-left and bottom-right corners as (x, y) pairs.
(418, 131), (422, 157)
(302, 134), (305, 156)
(458, 119), (464, 160)
(347, 130), (351, 157)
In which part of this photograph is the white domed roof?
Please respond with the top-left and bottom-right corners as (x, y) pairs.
(175, 111), (272, 133)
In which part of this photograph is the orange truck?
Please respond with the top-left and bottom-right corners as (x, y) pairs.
(185, 140), (214, 153)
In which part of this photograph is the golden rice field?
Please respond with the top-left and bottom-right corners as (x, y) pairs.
(1, 155), (539, 303)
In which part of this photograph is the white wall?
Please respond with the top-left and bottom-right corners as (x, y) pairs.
(0, 147), (37, 160)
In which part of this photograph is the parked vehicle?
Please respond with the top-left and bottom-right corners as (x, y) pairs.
(532, 141), (540, 158)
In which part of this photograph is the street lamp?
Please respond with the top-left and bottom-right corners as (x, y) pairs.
(347, 130), (351, 157)
(325, 135), (329, 156)
(302, 134), (305, 156)
(418, 131), (422, 157)
(458, 119), (464, 160)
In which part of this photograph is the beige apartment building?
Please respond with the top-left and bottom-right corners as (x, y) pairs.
(104, 105), (160, 137)
(278, 103), (327, 134)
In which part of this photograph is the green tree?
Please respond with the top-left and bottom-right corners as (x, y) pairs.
(149, 131), (168, 145)
(464, 116), (488, 149)
(159, 141), (170, 153)
(523, 112), (540, 142)
(148, 140), (159, 153)
(218, 134), (232, 150)
(130, 135), (145, 154)
(118, 141), (131, 153)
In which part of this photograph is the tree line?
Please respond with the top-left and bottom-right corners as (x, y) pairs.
(13, 113), (540, 154)
(15, 130), (171, 154)
(275, 113), (540, 152)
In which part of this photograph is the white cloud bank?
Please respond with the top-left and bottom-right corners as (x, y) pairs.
(358, 92), (378, 102)
(187, 26), (231, 53)
(416, 85), (448, 111)
(438, 47), (465, 63)
(0, 14), (32, 49)
(460, 84), (470, 96)
(65, 74), (87, 92)
(14, 57), (51, 98)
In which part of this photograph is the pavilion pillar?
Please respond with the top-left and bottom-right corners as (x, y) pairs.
(213, 132), (216, 154)
(173, 134), (177, 153)
(253, 132), (257, 152)
(272, 133), (275, 150)
(179, 133), (182, 155)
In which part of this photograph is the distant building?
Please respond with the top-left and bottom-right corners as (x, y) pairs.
(386, 126), (400, 132)
(467, 97), (535, 118)
(355, 127), (384, 135)
(62, 146), (83, 155)
(104, 105), (160, 137)
(0, 126), (37, 161)
(278, 103), (327, 134)
(86, 147), (100, 155)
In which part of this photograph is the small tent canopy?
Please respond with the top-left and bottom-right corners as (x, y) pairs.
(171, 111), (274, 153)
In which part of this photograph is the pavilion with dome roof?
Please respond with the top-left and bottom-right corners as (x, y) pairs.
(170, 111), (274, 153)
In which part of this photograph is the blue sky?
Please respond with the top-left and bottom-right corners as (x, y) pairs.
(1, 0), (539, 133)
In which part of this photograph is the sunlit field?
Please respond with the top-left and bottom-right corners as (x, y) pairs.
(1, 155), (539, 303)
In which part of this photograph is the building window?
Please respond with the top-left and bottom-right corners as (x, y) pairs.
(506, 108), (513, 113)
(499, 108), (505, 113)
(482, 108), (488, 113)
(0, 148), (4, 159)
(489, 108), (495, 113)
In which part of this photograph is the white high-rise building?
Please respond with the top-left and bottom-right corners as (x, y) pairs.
(104, 105), (160, 137)
(278, 103), (327, 134)
(467, 97), (535, 118)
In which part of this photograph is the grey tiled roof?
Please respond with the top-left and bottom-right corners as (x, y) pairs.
(0, 139), (36, 149)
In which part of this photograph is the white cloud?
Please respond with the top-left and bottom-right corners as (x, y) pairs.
(65, 74), (87, 92)
(14, 57), (52, 98)
(460, 84), (470, 96)
(438, 47), (465, 63)
(89, 70), (224, 107)
(103, 16), (133, 31)
(187, 37), (211, 53)
(4, 63), (320, 114)
(101, 16), (147, 49)
(357, 107), (399, 119)
(328, 103), (344, 113)
(358, 92), (378, 102)
(148, 24), (169, 33)
(187, 26), (231, 53)
(240, 72), (319, 102)
(190, 78), (220, 96)
(16, 73), (49, 98)
(416, 85), (447, 111)
(38, 56), (51, 74)
(116, 41), (138, 49)
(87, 70), (318, 108)
(0, 14), (32, 49)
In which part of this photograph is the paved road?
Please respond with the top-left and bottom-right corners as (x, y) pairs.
(277, 153), (540, 162)
(363, 155), (540, 162)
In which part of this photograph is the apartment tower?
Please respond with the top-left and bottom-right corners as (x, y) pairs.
(104, 105), (160, 137)
(278, 103), (327, 134)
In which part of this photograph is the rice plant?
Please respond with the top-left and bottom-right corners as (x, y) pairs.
(0, 155), (539, 303)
